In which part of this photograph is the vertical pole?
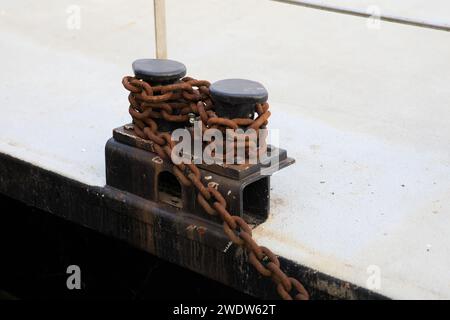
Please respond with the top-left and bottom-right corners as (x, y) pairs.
(153, 0), (168, 59)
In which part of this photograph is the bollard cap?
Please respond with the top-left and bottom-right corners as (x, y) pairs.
(209, 79), (268, 105)
(132, 58), (187, 83)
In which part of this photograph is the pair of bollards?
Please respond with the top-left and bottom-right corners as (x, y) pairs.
(108, 57), (295, 225)
(105, 59), (306, 301)
(131, 58), (269, 131)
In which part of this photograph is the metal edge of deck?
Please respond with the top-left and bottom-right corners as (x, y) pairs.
(0, 151), (387, 300)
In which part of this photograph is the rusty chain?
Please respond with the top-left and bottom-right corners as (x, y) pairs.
(122, 75), (309, 300)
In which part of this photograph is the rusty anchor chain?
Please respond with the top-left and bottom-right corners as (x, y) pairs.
(121, 62), (309, 300)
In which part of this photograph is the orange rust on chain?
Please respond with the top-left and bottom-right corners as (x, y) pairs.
(122, 75), (309, 301)
(223, 216), (252, 246)
(207, 117), (239, 130)
(248, 246), (279, 277)
(277, 278), (310, 301)
(197, 193), (216, 216)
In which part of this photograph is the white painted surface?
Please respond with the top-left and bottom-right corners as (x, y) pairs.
(0, 0), (449, 299)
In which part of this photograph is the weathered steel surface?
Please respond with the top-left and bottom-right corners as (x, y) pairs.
(112, 125), (295, 180)
(0, 152), (385, 299)
(106, 137), (271, 226)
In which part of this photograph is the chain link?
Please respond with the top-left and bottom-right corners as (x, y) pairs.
(122, 76), (309, 300)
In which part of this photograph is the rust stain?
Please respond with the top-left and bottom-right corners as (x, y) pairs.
(197, 226), (207, 236)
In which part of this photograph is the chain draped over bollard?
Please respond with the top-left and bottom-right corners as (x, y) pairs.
(122, 58), (309, 301)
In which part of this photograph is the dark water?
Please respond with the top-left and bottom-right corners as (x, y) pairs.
(0, 194), (252, 300)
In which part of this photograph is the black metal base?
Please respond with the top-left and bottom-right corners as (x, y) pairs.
(107, 124), (295, 227)
(113, 124), (295, 180)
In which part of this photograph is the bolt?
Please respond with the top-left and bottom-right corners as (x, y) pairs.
(209, 79), (268, 120)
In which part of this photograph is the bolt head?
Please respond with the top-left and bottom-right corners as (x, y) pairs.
(132, 59), (187, 83)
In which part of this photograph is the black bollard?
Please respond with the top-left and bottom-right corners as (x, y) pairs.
(132, 58), (187, 131)
(209, 79), (268, 120)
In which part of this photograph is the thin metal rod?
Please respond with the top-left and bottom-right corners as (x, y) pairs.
(272, 0), (450, 32)
(153, 0), (168, 59)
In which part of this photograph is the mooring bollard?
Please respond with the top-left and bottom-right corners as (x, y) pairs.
(132, 58), (186, 84)
(132, 58), (187, 132)
(106, 63), (307, 300)
(111, 70), (294, 222)
(209, 79), (268, 121)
